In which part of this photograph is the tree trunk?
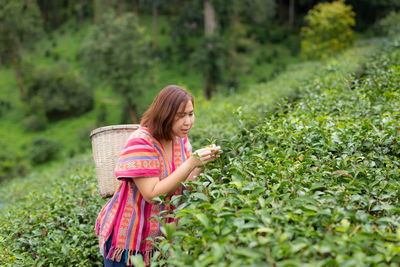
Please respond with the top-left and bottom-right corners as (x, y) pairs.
(289, 0), (295, 30)
(115, 0), (123, 16)
(128, 103), (139, 124)
(94, 0), (103, 22)
(278, 0), (286, 21)
(132, 0), (138, 15)
(94, 0), (112, 22)
(152, 2), (158, 48)
(229, 10), (240, 91)
(204, 0), (216, 35)
(203, 0), (217, 99)
(204, 75), (215, 100)
(78, 0), (84, 23)
(11, 54), (25, 97)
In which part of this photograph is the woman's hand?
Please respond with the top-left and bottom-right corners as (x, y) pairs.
(192, 144), (222, 167)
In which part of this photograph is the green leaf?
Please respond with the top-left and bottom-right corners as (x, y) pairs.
(192, 192), (208, 202)
(131, 254), (146, 267)
(195, 213), (210, 228)
(310, 183), (325, 191)
(291, 242), (307, 253)
(161, 222), (176, 240)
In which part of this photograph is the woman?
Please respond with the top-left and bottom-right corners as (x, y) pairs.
(95, 85), (221, 266)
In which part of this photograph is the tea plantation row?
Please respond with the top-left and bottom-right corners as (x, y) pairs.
(149, 41), (400, 266)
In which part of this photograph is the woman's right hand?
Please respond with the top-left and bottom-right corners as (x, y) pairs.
(191, 144), (222, 167)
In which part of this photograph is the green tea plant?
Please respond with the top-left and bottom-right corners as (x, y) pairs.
(0, 155), (105, 266)
(149, 41), (400, 266)
(190, 42), (376, 149)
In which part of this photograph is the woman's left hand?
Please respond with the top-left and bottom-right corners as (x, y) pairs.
(192, 144), (222, 166)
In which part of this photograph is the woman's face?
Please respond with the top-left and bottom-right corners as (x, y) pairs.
(172, 100), (194, 138)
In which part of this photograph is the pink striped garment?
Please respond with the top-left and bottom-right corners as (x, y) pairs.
(95, 127), (192, 266)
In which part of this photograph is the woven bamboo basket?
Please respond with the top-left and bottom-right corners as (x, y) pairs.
(90, 124), (140, 198)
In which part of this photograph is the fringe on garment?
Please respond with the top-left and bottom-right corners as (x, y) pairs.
(106, 246), (155, 266)
(95, 220), (101, 236)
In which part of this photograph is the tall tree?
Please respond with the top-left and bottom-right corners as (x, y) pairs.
(278, 0), (286, 21)
(202, 0), (219, 99)
(193, 35), (226, 99)
(152, 1), (159, 48)
(204, 0), (217, 35)
(347, 0), (400, 30)
(81, 12), (154, 123)
(0, 0), (43, 96)
(220, 0), (276, 89)
(94, 0), (114, 22)
(138, 0), (168, 48)
(289, 0), (295, 29)
(168, 0), (204, 60)
(77, 0), (84, 23)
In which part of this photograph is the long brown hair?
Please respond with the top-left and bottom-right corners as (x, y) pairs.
(140, 85), (194, 141)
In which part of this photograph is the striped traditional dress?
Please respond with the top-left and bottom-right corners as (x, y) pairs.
(95, 127), (192, 266)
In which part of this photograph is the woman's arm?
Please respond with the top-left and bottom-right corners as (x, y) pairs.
(187, 167), (204, 181)
(133, 156), (198, 203)
(134, 147), (220, 203)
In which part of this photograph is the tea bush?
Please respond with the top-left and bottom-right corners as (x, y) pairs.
(150, 42), (400, 266)
(190, 42), (376, 149)
(0, 155), (105, 266)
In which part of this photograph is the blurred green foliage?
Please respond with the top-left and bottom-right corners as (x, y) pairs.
(301, 0), (356, 59)
(0, 98), (11, 118)
(0, 0), (43, 63)
(80, 11), (155, 123)
(23, 112), (49, 132)
(0, 145), (30, 183)
(192, 34), (227, 99)
(29, 137), (62, 165)
(22, 62), (94, 122)
(373, 11), (400, 37)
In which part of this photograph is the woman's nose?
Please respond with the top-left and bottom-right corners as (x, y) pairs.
(184, 116), (191, 125)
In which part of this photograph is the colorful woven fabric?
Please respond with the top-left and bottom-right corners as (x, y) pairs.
(95, 127), (192, 266)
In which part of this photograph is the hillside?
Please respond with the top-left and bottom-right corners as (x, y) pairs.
(1, 36), (399, 266)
